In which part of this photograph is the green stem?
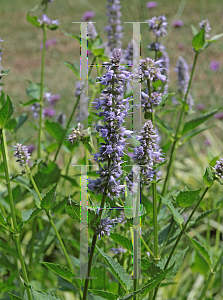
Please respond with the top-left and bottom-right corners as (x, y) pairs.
(53, 56), (96, 162)
(198, 248), (223, 300)
(161, 52), (198, 199)
(25, 167), (74, 273)
(38, 25), (47, 159)
(153, 186), (209, 300)
(0, 130), (32, 300)
(29, 217), (37, 266)
(141, 236), (154, 258)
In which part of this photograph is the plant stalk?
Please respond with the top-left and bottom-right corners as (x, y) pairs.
(0, 130), (32, 300)
(38, 25), (47, 159)
(152, 186), (209, 299)
(161, 52), (199, 199)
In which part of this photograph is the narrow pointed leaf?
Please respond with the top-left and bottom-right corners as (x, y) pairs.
(0, 95), (15, 128)
(8, 293), (24, 300)
(193, 206), (220, 226)
(192, 28), (205, 51)
(89, 290), (119, 300)
(31, 288), (64, 300)
(186, 233), (212, 267)
(203, 165), (214, 187)
(96, 245), (133, 291)
(161, 197), (184, 224)
(181, 109), (217, 135)
(21, 208), (41, 224)
(41, 184), (57, 211)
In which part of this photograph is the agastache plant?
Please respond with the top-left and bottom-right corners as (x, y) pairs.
(105, 0), (123, 55)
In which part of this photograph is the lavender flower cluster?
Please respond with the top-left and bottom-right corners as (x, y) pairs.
(31, 92), (60, 119)
(95, 216), (123, 239)
(13, 144), (31, 167)
(146, 14), (168, 37)
(215, 158), (223, 179)
(136, 58), (167, 83)
(37, 14), (59, 26)
(105, 0), (123, 55)
(132, 120), (164, 185)
(199, 19), (211, 38)
(88, 49), (132, 200)
(175, 56), (193, 110)
(67, 123), (87, 144)
(141, 91), (162, 113)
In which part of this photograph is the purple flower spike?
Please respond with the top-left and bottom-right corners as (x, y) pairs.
(13, 143), (31, 167)
(214, 158), (223, 178)
(146, 14), (168, 37)
(147, 1), (157, 8)
(214, 112), (223, 120)
(196, 103), (206, 110)
(95, 217), (121, 239)
(82, 11), (95, 21)
(40, 38), (57, 50)
(210, 60), (220, 72)
(43, 107), (55, 118)
(172, 20), (184, 28)
(27, 144), (36, 154)
(44, 92), (61, 105)
(204, 139), (211, 146)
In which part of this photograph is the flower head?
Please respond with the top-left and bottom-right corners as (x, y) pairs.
(148, 42), (165, 52)
(199, 19), (211, 38)
(105, 0), (123, 55)
(214, 158), (223, 178)
(147, 1), (157, 9)
(27, 144), (36, 154)
(111, 247), (127, 254)
(95, 217), (120, 239)
(67, 123), (86, 143)
(82, 11), (95, 21)
(13, 143), (31, 166)
(40, 38), (57, 50)
(210, 60), (220, 72)
(44, 92), (61, 105)
(172, 20), (184, 28)
(141, 91), (162, 113)
(146, 15), (168, 37)
(37, 14), (59, 26)
(175, 56), (193, 110)
(214, 112), (223, 120)
(88, 49), (132, 200)
(43, 107), (55, 118)
(135, 58), (167, 83)
(87, 21), (98, 40)
(132, 120), (165, 184)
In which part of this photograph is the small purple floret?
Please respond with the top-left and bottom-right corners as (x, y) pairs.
(82, 11), (95, 21)
(210, 60), (220, 72)
(172, 20), (184, 28)
(146, 1), (157, 8)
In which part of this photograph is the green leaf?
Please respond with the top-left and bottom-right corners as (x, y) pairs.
(1, 69), (11, 76)
(119, 265), (174, 300)
(26, 187), (43, 209)
(203, 165), (214, 187)
(30, 287), (64, 300)
(41, 262), (81, 289)
(60, 174), (79, 187)
(157, 247), (188, 280)
(26, 81), (47, 99)
(155, 115), (174, 140)
(63, 61), (79, 77)
(27, 13), (41, 28)
(14, 113), (28, 132)
(190, 250), (209, 275)
(21, 208), (41, 224)
(109, 233), (132, 252)
(62, 30), (78, 39)
(192, 28), (205, 51)
(0, 95), (15, 129)
(8, 293), (24, 300)
(191, 25), (199, 36)
(96, 245), (133, 291)
(34, 161), (60, 190)
(161, 197), (184, 225)
(186, 233), (212, 267)
(4, 118), (17, 131)
(180, 125), (214, 145)
(0, 211), (15, 233)
(0, 240), (19, 258)
(41, 184), (57, 211)
(65, 198), (96, 223)
(20, 99), (40, 107)
(91, 48), (105, 57)
(44, 119), (66, 143)
(193, 206), (220, 226)
(207, 33), (223, 42)
(181, 109), (217, 135)
(175, 188), (201, 208)
(89, 290), (119, 300)
(158, 223), (180, 246)
(156, 93), (175, 109)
